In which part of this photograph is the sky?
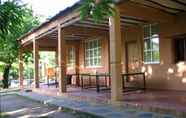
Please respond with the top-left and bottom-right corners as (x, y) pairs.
(22, 0), (79, 22)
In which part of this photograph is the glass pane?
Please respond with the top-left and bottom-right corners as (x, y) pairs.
(85, 40), (102, 67)
(152, 51), (160, 62)
(152, 37), (159, 50)
(85, 50), (88, 57)
(94, 58), (97, 66)
(90, 50), (93, 57)
(151, 24), (159, 37)
(90, 59), (93, 66)
(98, 58), (101, 65)
(95, 40), (98, 47)
(94, 49), (98, 56)
(98, 48), (101, 56)
(144, 26), (150, 38)
(144, 39), (151, 50)
(144, 51), (151, 63)
(85, 59), (89, 66)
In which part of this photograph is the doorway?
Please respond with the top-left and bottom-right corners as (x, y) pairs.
(126, 41), (141, 73)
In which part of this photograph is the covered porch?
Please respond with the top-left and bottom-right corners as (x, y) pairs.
(18, 0), (186, 103)
(32, 84), (186, 114)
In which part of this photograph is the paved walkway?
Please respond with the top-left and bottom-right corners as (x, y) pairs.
(0, 95), (78, 118)
(38, 84), (186, 113)
(16, 91), (178, 118)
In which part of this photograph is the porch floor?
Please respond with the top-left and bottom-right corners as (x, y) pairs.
(30, 84), (186, 115)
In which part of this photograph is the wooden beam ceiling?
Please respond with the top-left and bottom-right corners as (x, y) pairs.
(71, 15), (147, 31)
(146, 0), (186, 12)
(171, 0), (186, 6)
(21, 0), (184, 47)
(118, 1), (176, 23)
(130, 0), (186, 14)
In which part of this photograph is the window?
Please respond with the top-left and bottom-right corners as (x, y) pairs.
(67, 47), (75, 68)
(175, 38), (186, 62)
(144, 24), (160, 64)
(85, 39), (101, 67)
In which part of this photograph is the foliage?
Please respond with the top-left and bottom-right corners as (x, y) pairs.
(0, 112), (9, 118)
(0, 9), (39, 64)
(80, 0), (115, 23)
(40, 52), (56, 68)
(24, 62), (33, 80)
(0, 0), (26, 39)
(0, 62), (4, 72)
(9, 65), (19, 80)
(0, 0), (40, 88)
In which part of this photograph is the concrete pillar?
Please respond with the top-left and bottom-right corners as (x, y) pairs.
(58, 25), (67, 93)
(19, 47), (24, 89)
(109, 6), (123, 101)
(33, 39), (39, 88)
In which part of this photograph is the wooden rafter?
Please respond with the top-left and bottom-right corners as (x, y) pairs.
(170, 0), (186, 6)
(146, 0), (186, 12)
(20, 0), (182, 47)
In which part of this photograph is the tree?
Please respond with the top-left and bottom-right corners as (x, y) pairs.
(0, 0), (26, 39)
(80, 0), (115, 23)
(0, 1), (40, 88)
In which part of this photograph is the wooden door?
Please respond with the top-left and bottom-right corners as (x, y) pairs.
(126, 41), (141, 73)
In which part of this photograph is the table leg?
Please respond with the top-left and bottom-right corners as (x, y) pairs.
(96, 75), (100, 93)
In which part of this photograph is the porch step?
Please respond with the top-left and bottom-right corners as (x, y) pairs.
(15, 91), (179, 118)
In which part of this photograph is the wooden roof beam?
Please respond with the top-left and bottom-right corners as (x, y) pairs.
(118, 1), (176, 23)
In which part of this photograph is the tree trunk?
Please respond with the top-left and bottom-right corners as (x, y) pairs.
(2, 64), (11, 88)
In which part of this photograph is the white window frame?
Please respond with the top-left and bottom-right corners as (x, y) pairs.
(143, 24), (160, 64)
(85, 39), (102, 67)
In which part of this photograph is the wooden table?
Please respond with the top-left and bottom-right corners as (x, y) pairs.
(122, 72), (146, 92)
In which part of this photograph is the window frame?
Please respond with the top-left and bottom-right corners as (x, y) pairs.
(143, 24), (160, 64)
(84, 39), (102, 68)
(67, 47), (76, 68)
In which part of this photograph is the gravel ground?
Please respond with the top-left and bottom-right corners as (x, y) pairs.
(0, 95), (77, 118)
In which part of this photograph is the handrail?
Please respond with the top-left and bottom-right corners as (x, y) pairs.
(67, 72), (145, 93)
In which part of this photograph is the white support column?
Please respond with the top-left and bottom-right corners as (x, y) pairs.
(33, 39), (39, 88)
(19, 47), (24, 89)
(58, 25), (67, 93)
(109, 6), (123, 101)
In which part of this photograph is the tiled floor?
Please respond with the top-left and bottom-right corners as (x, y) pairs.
(28, 84), (186, 116)
(17, 91), (177, 118)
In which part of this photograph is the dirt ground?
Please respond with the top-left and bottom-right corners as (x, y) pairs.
(0, 94), (78, 118)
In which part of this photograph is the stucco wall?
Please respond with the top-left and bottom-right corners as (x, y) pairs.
(142, 14), (186, 91)
(65, 14), (186, 91)
(66, 31), (109, 85)
(120, 15), (186, 91)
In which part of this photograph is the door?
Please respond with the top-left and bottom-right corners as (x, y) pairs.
(126, 41), (141, 73)
(125, 41), (142, 88)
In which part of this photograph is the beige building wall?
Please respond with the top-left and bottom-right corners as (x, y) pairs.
(65, 13), (186, 91)
(142, 14), (186, 91)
